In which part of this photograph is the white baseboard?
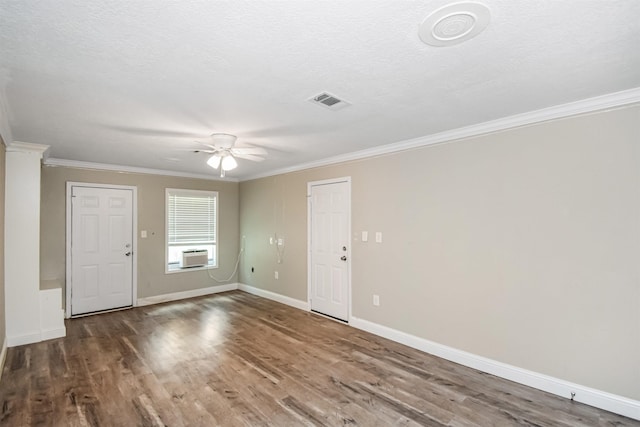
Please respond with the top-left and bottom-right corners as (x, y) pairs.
(0, 337), (7, 382)
(7, 332), (42, 347)
(136, 283), (239, 307)
(238, 283), (309, 311)
(41, 327), (66, 342)
(232, 284), (639, 421)
(350, 316), (640, 421)
(7, 326), (68, 347)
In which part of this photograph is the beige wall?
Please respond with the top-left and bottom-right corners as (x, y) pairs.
(0, 137), (6, 350)
(239, 105), (640, 401)
(40, 167), (239, 301)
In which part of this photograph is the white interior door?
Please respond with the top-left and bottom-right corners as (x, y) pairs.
(71, 186), (134, 316)
(309, 179), (350, 321)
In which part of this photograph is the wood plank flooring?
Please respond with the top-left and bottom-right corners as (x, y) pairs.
(0, 291), (637, 426)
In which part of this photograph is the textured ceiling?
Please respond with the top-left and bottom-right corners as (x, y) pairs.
(1, 1), (639, 180)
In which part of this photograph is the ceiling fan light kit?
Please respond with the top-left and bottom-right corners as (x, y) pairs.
(221, 154), (238, 171)
(207, 154), (222, 169)
(207, 153), (237, 178)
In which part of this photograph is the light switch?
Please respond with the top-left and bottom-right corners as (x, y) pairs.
(362, 231), (368, 242)
(141, 230), (147, 238)
(375, 232), (383, 243)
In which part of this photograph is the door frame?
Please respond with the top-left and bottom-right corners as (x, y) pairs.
(307, 176), (352, 322)
(65, 182), (138, 318)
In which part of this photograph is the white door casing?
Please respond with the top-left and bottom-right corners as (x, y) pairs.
(308, 178), (351, 321)
(67, 184), (137, 316)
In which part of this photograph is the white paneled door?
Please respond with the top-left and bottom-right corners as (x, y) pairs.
(309, 179), (350, 321)
(71, 186), (134, 316)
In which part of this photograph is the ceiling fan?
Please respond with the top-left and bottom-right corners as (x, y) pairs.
(194, 133), (267, 177)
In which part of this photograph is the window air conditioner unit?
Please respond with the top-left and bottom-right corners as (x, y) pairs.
(180, 249), (208, 268)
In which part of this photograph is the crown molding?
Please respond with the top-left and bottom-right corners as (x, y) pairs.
(7, 141), (50, 157)
(242, 87), (640, 181)
(43, 158), (238, 182)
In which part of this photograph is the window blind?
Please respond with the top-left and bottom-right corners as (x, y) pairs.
(167, 190), (217, 244)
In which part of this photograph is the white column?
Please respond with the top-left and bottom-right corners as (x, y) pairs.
(4, 141), (49, 346)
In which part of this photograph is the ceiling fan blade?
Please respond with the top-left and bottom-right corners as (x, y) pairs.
(100, 124), (206, 138)
(233, 153), (266, 162)
(181, 148), (216, 154)
(231, 146), (268, 156)
(194, 141), (218, 150)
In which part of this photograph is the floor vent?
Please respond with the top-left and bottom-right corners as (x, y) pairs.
(309, 92), (351, 110)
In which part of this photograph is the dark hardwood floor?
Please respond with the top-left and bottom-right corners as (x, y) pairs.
(0, 291), (637, 426)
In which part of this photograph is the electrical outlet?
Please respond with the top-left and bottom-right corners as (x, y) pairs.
(141, 230), (147, 238)
(373, 294), (380, 306)
(375, 232), (383, 243)
(362, 231), (368, 242)
(274, 271), (279, 280)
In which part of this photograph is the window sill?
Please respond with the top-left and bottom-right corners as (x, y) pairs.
(165, 264), (217, 274)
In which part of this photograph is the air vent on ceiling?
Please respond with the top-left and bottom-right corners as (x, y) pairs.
(309, 92), (351, 111)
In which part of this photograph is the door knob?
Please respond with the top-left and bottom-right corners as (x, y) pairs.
(340, 255), (347, 261)
(125, 251), (132, 256)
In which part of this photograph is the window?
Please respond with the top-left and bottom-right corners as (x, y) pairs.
(166, 188), (218, 272)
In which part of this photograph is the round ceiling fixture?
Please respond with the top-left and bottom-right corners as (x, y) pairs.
(419, 2), (490, 47)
